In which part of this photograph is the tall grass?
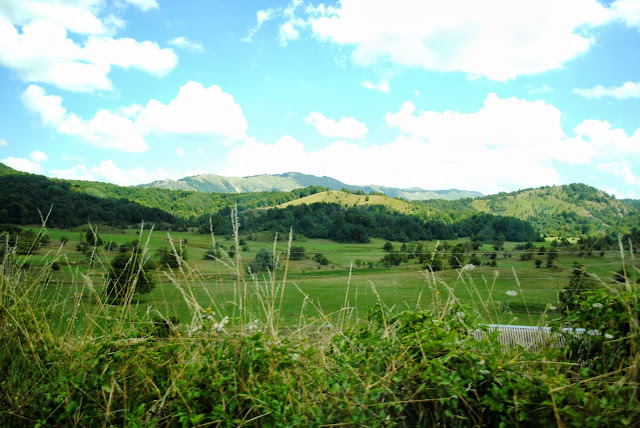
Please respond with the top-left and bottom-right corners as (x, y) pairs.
(1, 218), (638, 426)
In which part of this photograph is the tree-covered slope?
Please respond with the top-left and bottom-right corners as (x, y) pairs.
(0, 172), (179, 228)
(470, 183), (636, 235)
(0, 163), (327, 228)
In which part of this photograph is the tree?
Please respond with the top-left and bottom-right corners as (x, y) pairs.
(106, 250), (156, 302)
(289, 245), (306, 260)
(423, 257), (443, 272)
(449, 243), (466, 269)
(380, 251), (406, 267)
(416, 242), (429, 263)
(382, 241), (394, 252)
(157, 245), (188, 268)
(314, 253), (330, 266)
(85, 229), (103, 246)
(559, 264), (597, 313)
(250, 247), (278, 272)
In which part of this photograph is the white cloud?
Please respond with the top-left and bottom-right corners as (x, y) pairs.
(29, 150), (47, 162)
(22, 84), (148, 152)
(51, 160), (205, 186)
(224, 92), (640, 194)
(84, 37), (176, 76)
(279, 0), (306, 45)
(176, 147), (184, 156)
(22, 84), (67, 124)
(573, 81), (640, 99)
(299, 0), (614, 80)
(528, 84), (551, 94)
(51, 160), (166, 186)
(598, 159), (640, 186)
(611, 0), (640, 28)
(244, 9), (275, 42)
(120, 0), (159, 12)
(118, 103), (144, 118)
(0, 156), (42, 174)
(0, 0), (107, 35)
(23, 81), (248, 152)
(362, 79), (389, 93)
(572, 119), (640, 158)
(0, 138), (9, 147)
(0, 1), (176, 92)
(305, 112), (368, 138)
(136, 81), (248, 141)
(385, 93), (568, 152)
(222, 134), (561, 194)
(168, 36), (204, 52)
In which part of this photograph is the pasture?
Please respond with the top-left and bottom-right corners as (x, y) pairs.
(19, 224), (631, 328)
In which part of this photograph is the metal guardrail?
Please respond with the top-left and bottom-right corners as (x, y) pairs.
(473, 324), (595, 352)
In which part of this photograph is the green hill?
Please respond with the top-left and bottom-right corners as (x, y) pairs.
(278, 190), (419, 214)
(470, 183), (637, 236)
(1, 163), (637, 237)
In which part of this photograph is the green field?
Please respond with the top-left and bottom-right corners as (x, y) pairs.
(4, 224), (639, 426)
(18, 225), (634, 328)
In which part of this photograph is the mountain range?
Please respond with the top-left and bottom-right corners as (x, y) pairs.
(140, 172), (483, 201)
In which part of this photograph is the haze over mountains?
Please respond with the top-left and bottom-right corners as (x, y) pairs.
(140, 172), (484, 201)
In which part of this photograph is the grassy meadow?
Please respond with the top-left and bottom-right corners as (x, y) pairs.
(1, 222), (639, 426)
(17, 224), (634, 328)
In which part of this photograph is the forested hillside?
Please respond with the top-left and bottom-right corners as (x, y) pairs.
(0, 164), (327, 228)
(204, 203), (541, 243)
(470, 183), (636, 235)
(0, 164), (637, 239)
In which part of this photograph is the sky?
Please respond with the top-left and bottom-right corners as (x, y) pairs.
(1, 0), (640, 197)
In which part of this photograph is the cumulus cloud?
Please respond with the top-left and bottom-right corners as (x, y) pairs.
(51, 160), (205, 186)
(611, 0), (640, 28)
(0, 138), (8, 147)
(51, 160), (166, 186)
(305, 112), (368, 138)
(222, 134), (561, 194)
(223, 92), (640, 194)
(0, 0), (107, 35)
(281, 0), (616, 80)
(22, 84), (148, 152)
(22, 81), (248, 152)
(0, 156), (42, 174)
(118, 103), (144, 118)
(0, 0), (176, 92)
(361, 79), (389, 93)
(385, 93), (566, 150)
(83, 37), (176, 76)
(176, 147), (184, 156)
(573, 81), (640, 99)
(168, 36), (204, 52)
(29, 150), (47, 162)
(598, 159), (640, 186)
(136, 81), (248, 141)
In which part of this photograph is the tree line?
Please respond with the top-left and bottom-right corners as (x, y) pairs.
(203, 203), (541, 243)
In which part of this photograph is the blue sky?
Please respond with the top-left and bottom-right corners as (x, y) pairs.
(1, 0), (640, 197)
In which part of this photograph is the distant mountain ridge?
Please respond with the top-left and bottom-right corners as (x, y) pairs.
(140, 172), (483, 201)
